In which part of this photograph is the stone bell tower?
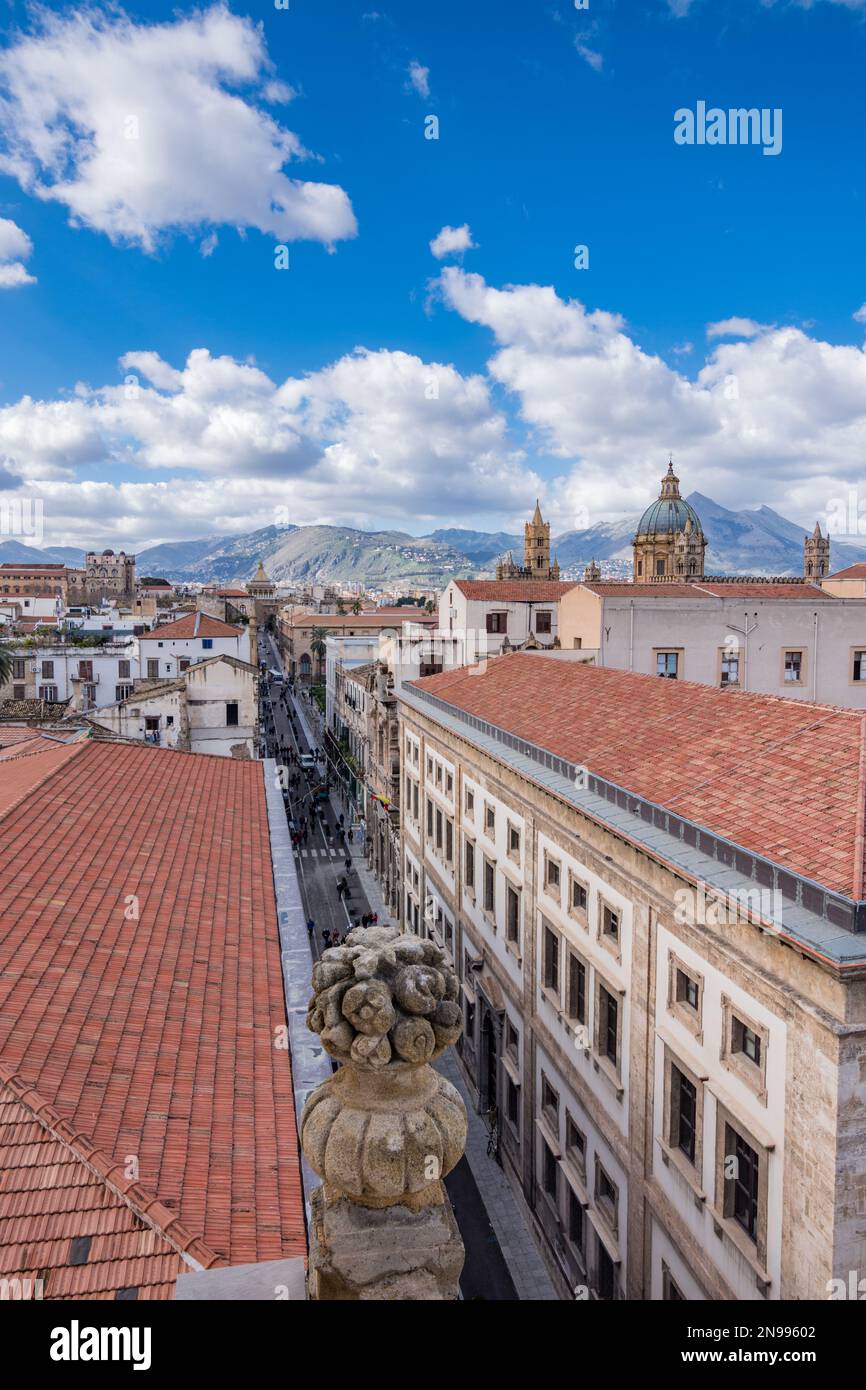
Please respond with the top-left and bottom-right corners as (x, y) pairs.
(804, 522), (830, 580)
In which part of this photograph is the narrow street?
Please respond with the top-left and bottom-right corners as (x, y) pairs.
(256, 628), (527, 1301)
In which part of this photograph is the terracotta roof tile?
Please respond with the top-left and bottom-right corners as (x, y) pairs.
(411, 653), (866, 896)
(140, 613), (242, 640)
(453, 580), (576, 601)
(0, 741), (304, 1298)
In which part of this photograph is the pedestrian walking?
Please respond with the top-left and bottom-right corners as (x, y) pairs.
(338, 813), (345, 828)
(306, 918), (315, 940)
(322, 929), (331, 948)
(344, 857), (352, 873)
(347, 828), (354, 843)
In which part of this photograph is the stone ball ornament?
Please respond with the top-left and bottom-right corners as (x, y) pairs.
(301, 925), (468, 1209)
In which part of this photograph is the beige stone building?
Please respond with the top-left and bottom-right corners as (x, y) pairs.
(398, 651), (866, 1301)
(496, 500), (561, 582)
(633, 462), (707, 582)
(278, 607), (434, 683)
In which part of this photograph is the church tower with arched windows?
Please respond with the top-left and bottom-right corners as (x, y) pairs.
(496, 501), (561, 581)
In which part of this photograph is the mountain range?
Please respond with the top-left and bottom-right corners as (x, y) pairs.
(1, 494), (863, 587)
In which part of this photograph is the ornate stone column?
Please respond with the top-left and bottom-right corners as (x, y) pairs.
(301, 925), (467, 1299)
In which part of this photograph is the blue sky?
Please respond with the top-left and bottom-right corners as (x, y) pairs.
(0, 0), (864, 550)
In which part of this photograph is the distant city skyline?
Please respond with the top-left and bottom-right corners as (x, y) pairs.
(0, 0), (864, 550)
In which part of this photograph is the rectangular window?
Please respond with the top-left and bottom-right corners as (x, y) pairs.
(115, 684), (133, 702)
(599, 986), (618, 1066)
(676, 968), (700, 1013)
(568, 1188), (584, 1253)
(596, 1165), (618, 1230)
(732, 1014), (762, 1066)
(435, 807), (443, 851)
(483, 858), (495, 914)
(542, 922), (559, 994)
(486, 612), (508, 634)
(505, 1019), (519, 1059)
(464, 837), (475, 890)
(784, 649), (803, 683)
(202, 638), (214, 650)
(671, 1063), (697, 1164)
(541, 1075), (559, 1126)
(12, 685), (25, 700)
(445, 771), (453, 796)
(41, 660), (54, 679)
(566, 952), (586, 1026)
(39, 685), (58, 702)
(535, 610), (552, 635)
(118, 659), (130, 679)
(570, 876), (587, 915)
(853, 650), (866, 682)
(505, 883), (520, 945)
(506, 1075), (520, 1131)
(226, 702), (239, 726)
(720, 652), (740, 687)
(445, 818), (453, 864)
(485, 804), (495, 834)
(413, 782), (419, 819)
(566, 1115), (586, 1176)
(426, 798), (433, 838)
(465, 786), (474, 815)
(12, 658), (25, 679)
(78, 660), (93, 680)
(545, 856), (561, 893)
(602, 904), (619, 943)
(543, 1141), (558, 1200)
(147, 659), (159, 679)
(508, 824), (520, 856)
(656, 651), (679, 679)
(726, 1125), (759, 1242)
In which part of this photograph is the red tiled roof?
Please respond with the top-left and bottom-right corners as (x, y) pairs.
(0, 741), (304, 1299)
(410, 653), (866, 896)
(581, 581), (834, 600)
(140, 612), (242, 640)
(452, 580), (576, 601)
(827, 564), (866, 580)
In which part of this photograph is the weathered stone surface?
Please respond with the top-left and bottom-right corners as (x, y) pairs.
(308, 1188), (465, 1301)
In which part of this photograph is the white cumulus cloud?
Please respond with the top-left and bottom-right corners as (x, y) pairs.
(706, 317), (772, 340)
(407, 62), (430, 99)
(0, 216), (35, 287)
(0, 6), (357, 252)
(429, 224), (478, 260)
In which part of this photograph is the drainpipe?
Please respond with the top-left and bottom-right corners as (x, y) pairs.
(629, 601), (634, 673)
(812, 610), (819, 703)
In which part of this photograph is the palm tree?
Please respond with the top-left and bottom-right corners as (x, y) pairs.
(335, 597), (346, 615)
(0, 644), (12, 690)
(310, 626), (328, 682)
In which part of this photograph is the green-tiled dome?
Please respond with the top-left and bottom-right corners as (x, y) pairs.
(635, 495), (703, 536)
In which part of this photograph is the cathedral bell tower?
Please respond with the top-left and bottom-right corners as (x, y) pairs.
(804, 522), (830, 580)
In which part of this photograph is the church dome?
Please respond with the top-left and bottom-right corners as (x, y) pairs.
(635, 495), (703, 537)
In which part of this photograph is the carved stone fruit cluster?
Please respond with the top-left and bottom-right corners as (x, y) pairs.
(305, 925), (462, 1070)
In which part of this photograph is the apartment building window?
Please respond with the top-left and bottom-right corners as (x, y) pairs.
(12, 685), (25, 701)
(118, 660), (131, 679)
(484, 804), (495, 835)
(406, 771), (413, 809)
(566, 950), (587, 1027)
(483, 857), (495, 915)
(445, 818), (454, 864)
(728, 1127), (759, 1241)
(595, 1162), (618, 1234)
(567, 1188), (585, 1256)
(12, 658), (25, 679)
(179, 658), (191, 672)
(435, 807), (443, 852)
(412, 782), (419, 819)
(852, 649), (866, 682)
(226, 702), (239, 726)
(544, 853), (561, 898)
(720, 995), (769, 1102)
(542, 1141), (558, 1202)
(83, 684), (97, 706)
(720, 650), (741, 687)
(427, 755), (433, 778)
(505, 1019), (519, 1061)
(202, 638), (213, 650)
(41, 660), (54, 679)
(464, 837), (475, 891)
(656, 650), (679, 679)
(508, 823), (520, 858)
(426, 798), (433, 838)
(541, 1074), (559, 1129)
(667, 952), (704, 1040)
(783, 649), (804, 684)
(601, 902), (620, 944)
(535, 610), (552, 635)
(115, 684), (133, 701)
(677, 969), (699, 1012)
(505, 882), (520, 946)
(79, 660), (93, 681)
(465, 786), (475, 816)
(506, 1075), (520, 1133)
(597, 984), (619, 1069)
(670, 1062), (698, 1165)
(662, 1265), (686, 1301)
(569, 874), (588, 920)
(565, 1115), (587, 1181)
(486, 611), (508, 634)
(445, 771), (453, 796)
(435, 763), (442, 788)
(147, 659), (159, 679)
(39, 685), (58, 702)
(542, 920), (560, 995)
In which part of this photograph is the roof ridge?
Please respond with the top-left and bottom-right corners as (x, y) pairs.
(0, 1065), (224, 1273)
